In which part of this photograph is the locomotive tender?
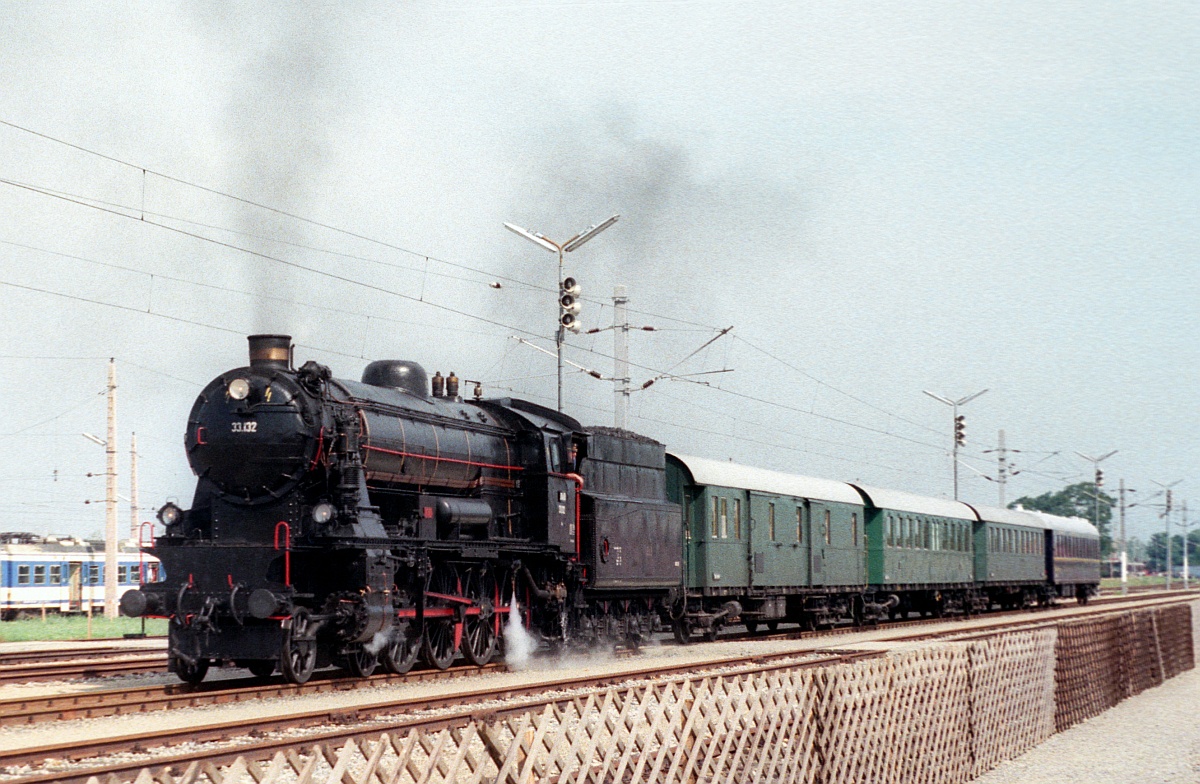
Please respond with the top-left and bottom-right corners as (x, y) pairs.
(121, 335), (1099, 684)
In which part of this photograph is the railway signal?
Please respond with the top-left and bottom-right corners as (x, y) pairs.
(560, 277), (582, 333)
(504, 215), (619, 412)
(923, 389), (988, 500)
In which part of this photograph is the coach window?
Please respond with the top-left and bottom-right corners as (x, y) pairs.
(720, 498), (729, 539)
(851, 513), (858, 547)
(711, 498), (719, 539)
(118, 565), (128, 584)
(734, 498), (743, 539)
(923, 519), (931, 550)
(769, 503), (777, 541)
(17, 565), (30, 585)
(33, 565), (46, 585)
(49, 565), (62, 584)
(797, 508), (804, 543)
(824, 510), (832, 545)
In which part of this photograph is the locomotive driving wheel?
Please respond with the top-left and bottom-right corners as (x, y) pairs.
(422, 564), (461, 670)
(279, 607), (318, 684)
(461, 565), (499, 666)
(381, 621), (421, 674)
(344, 644), (379, 678)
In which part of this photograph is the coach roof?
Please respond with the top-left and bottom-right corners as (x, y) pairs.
(1021, 509), (1101, 537)
(849, 484), (976, 520)
(667, 454), (863, 505)
(967, 503), (1045, 529)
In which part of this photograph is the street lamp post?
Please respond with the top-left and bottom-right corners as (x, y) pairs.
(1150, 479), (1182, 589)
(922, 389), (988, 500)
(1075, 450), (1117, 565)
(504, 215), (619, 412)
(81, 358), (120, 619)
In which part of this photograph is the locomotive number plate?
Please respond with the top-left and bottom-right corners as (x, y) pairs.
(231, 421), (258, 433)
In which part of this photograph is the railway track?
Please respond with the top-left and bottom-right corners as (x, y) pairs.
(0, 653), (167, 685)
(0, 641), (164, 666)
(1, 591), (1193, 784)
(0, 589), (1190, 686)
(0, 660), (505, 727)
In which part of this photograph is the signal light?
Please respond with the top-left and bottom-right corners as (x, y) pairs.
(1095, 468), (1104, 488)
(954, 414), (966, 447)
(560, 277), (582, 333)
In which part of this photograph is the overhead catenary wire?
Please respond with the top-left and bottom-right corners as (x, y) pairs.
(2, 120), (989, 452)
(0, 118), (709, 327)
(0, 119), (1125, 504)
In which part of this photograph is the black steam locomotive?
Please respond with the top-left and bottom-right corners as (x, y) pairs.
(121, 335), (681, 683)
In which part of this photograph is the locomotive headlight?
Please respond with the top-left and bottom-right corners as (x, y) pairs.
(157, 502), (182, 526)
(227, 378), (251, 401)
(311, 502), (335, 524)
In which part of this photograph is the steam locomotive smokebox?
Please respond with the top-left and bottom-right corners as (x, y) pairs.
(582, 428), (682, 589)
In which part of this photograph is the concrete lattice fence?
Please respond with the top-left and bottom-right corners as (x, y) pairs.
(1054, 603), (1195, 731)
(94, 603), (1195, 784)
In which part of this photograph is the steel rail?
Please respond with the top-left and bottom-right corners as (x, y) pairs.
(0, 661), (505, 727)
(0, 654), (166, 684)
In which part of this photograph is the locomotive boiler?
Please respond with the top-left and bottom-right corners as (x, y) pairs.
(121, 335), (683, 684)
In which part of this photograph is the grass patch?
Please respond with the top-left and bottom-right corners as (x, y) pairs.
(0, 614), (167, 642)
(1099, 575), (1189, 590)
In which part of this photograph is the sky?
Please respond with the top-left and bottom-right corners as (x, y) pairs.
(0, 2), (1195, 547)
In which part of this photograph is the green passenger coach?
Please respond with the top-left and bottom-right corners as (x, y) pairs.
(967, 504), (1050, 609)
(662, 454), (1102, 641)
(666, 454), (868, 638)
(852, 485), (977, 617)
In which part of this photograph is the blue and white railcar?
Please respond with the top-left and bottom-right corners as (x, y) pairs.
(0, 533), (161, 620)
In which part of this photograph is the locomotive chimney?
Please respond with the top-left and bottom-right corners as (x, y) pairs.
(247, 334), (292, 370)
(431, 371), (445, 397)
(446, 371), (459, 399)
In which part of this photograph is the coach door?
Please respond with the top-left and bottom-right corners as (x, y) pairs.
(68, 562), (82, 611)
(808, 501), (828, 586)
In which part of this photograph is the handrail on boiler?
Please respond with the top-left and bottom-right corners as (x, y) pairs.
(273, 521), (292, 587)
